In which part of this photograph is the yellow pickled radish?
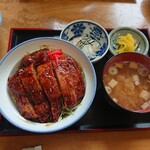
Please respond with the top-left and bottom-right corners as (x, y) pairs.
(115, 34), (137, 54)
(126, 34), (135, 43)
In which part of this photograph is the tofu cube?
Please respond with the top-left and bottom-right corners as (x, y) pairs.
(132, 74), (139, 82)
(115, 62), (123, 69)
(108, 79), (118, 88)
(135, 81), (140, 86)
(129, 61), (138, 69)
(139, 90), (150, 101)
(132, 74), (140, 85)
(141, 102), (149, 110)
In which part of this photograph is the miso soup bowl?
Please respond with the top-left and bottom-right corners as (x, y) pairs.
(102, 52), (150, 113)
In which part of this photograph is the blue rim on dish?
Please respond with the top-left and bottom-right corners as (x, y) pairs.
(60, 20), (110, 63)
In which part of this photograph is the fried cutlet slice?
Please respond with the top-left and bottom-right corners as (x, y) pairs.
(64, 56), (85, 100)
(8, 72), (38, 120)
(37, 61), (62, 122)
(21, 48), (50, 67)
(19, 64), (52, 122)
(52, 55), (85, 109)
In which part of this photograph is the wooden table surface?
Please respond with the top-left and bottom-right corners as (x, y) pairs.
(0, 0), (150, 149)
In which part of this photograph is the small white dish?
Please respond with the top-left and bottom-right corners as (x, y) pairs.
(60, 20), (110, 63)
(0, 37), (97, 133)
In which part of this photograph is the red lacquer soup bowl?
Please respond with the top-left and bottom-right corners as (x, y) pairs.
(102, 52), (150, 113)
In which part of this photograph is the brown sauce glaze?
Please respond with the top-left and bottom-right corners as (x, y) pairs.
(8, 48), (85, 123)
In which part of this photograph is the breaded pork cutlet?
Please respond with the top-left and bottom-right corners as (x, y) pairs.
(19, 64), (52, 122)
(37, 61), (62, 122)
(21, 48), (50, 67)
(8, 72), (38, 120)
(52, 55), (85, 109)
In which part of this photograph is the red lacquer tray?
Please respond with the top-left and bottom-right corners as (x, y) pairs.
(0, 28), (150, 135)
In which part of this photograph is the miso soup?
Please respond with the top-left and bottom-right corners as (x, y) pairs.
(103, 61), (150, 111)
